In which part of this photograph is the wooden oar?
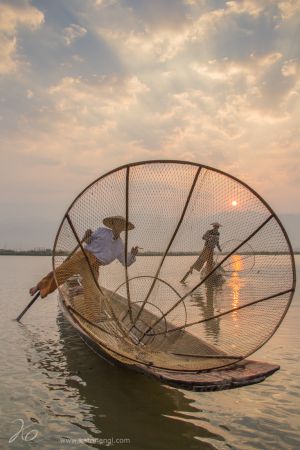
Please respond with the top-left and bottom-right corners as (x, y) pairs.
(15, 236), (87, 322)
(16, 291), (41, 322)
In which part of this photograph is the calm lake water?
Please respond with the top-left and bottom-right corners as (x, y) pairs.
(0, 255), (299, 450)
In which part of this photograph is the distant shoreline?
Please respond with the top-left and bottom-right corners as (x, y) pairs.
(0, 249), (299, 256)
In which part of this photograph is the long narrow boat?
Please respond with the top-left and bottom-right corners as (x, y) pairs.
(59, 277), (279, 392)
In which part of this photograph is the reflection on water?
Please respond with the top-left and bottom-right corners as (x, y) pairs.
(22, 312), (224, 449)
(226, 263), (246, 336)
(188, 259), (253, 345)
(226, 256), (244, 324)
(183, 252), (283, 352)
(191, 280), (224, 344)
(1, 255), (300, 450)
(231, 254), (243, 273)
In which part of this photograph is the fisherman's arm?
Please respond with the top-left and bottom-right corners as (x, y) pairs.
(83, 229), (93, 244)
(117, 246), (138, 266)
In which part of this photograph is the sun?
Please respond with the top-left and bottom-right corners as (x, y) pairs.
(232, 200), (238, 207)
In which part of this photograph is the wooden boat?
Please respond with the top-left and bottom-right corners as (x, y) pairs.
(59, 276), (279, 392)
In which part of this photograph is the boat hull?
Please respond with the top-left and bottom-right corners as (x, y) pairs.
(58, 294), (279, 392)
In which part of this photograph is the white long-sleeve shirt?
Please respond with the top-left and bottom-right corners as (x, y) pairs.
(85, 227), (136, 266)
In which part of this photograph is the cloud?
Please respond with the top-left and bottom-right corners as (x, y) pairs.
(281, 58), (300, 77)
(189, 51), (300, 115)
(0, 1), (44, 33)
(93, 0), (288, 66)
(192, 52), (282, 82)
(3, 74), (152, 174)
(0, 34), (17, 74)
(225, 1), (265, 16)
(123, 0), (191, 31)
(0, 1), (44, 75)
(48, 74), (149, 116)
(1, 0), (300, 250)
(26, 89), (34, 98)
(278, 0), (300, 19)
(63, 24), (87, 46)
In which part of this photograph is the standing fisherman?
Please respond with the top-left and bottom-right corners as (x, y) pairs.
(180, 222), (222, 284)
(29, 216), (138, 320)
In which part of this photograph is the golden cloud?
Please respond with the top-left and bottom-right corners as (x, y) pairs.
(0, 1), (44, 75)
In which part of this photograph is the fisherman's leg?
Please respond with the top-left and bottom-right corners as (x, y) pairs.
(180, 268), (192, 283)
(193, 248), (209, 272)
(78, 254), (102, 321)
(205, 249), (214, 274)
(180, 249), (206, 283)
(181, 249), (207, 283)
(35, 251), (84, 298)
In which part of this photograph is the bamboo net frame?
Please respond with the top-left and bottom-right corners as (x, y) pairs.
(53, 161), (296, 372)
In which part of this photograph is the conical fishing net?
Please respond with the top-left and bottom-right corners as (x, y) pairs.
(53, 161), (296, 372)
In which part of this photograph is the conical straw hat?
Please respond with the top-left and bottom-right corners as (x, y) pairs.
(103, 215), (135, 230)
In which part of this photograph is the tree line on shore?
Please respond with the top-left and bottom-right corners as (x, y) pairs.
(0, 248), (298, 256)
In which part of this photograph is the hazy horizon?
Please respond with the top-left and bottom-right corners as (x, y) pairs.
(1, 212), (299, 251)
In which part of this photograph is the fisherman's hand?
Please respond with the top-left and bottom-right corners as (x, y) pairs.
(131, 246), (139, 257)
(84, 229), (93, 243)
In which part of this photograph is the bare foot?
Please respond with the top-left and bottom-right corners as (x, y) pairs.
(29, 286), (39, 296)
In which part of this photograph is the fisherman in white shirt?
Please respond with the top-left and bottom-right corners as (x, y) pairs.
(29, 216), (138, 302)
(85, 218), (137, 267)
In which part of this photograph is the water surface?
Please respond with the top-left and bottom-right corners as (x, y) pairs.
(0, 255), (299, 449)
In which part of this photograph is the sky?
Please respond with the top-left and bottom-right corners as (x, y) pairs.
(0, 0), (300, 249)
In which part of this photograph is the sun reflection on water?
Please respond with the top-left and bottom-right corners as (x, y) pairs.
(227, 255), (244, 324)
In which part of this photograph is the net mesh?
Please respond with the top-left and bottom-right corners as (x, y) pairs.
(52, 161), (295, 372)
